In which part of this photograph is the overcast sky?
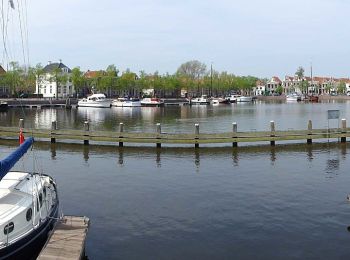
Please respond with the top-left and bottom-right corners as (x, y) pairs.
(8, 0), (350, 78)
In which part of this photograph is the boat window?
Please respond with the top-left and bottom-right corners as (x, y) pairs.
(26, 208), (33, 222)
(36, 198), (39, 212)
(4, 222), (14, 235)
(43, 187), (47, 197)
(39, 193), (43, 207)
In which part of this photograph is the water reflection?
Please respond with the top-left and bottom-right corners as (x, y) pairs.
(8, 140), (350, 171)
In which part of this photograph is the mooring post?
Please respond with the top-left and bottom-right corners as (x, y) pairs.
(341, 118), (347, 143)
(232, 122), (238, 147)
(307, 120), (312, 144)
(19, 118), (24, 129)
(119, 122), (124, 147)
(195, 123), (199, 148)
(156, 123), (161, 148)
(51, 121), (57, 143)
(270, 120), (275, 146)
(84, 121), (89, 145)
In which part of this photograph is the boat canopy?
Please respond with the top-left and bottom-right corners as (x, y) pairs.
(0, 137), (33, 181)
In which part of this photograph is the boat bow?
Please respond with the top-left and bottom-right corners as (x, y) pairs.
(0, 137), (34, 181)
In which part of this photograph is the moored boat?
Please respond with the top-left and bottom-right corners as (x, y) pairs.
(77, 93), (111, 108)
(227, 94), (241, 103)
(0, 101), (8, 112)
(112, 97), (141, 107)
(190, 95), (210, 105)
(286, 93), (301, 102)
(211, 97), (229, 105)
(141, 98), (164, 107)
(0, 138), (59, 259)
(236, 96), (253, 102)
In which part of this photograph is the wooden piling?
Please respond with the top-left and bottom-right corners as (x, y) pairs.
(232, 122), (238, 147)
(270, 121), (275, 146)
(341, 119), (347, 143)
(307, 120), (312, 144)
(156, 123), (161, 148)
(84, 121), (89, 145)
(19, 118), (24, 129)
(51, 121), (57, 143)
(195, 123), (199, 148)
(119, 123), (124, 147)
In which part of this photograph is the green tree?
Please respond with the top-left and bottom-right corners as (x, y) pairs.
(71, 67), (85, 97)
(276, 86), (283, 95)
(295, 66), (305, 78)
(300, 80), (309, 94)
(337, 81), (346, 94)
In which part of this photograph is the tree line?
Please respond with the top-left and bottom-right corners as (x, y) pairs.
(0, 60), (259, 97)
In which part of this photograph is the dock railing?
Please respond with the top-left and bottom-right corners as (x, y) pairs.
(0, 119), (349, 148)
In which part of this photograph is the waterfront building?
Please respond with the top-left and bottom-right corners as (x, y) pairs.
(35, 60), (74, 98)
(0, 65), (10, 97)
(266, 76), (282, 95)
(253, 80), (266, 96)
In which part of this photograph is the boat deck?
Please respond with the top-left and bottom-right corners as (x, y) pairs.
(37, 215), (90, 260)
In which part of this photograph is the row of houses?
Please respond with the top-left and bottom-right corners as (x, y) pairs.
(254, 75), (350, 96)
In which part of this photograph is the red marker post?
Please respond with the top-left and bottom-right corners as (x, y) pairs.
(19, 129), (25, 145)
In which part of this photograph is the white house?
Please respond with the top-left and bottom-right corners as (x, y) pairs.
(253, 80), (266, 96)
(35, 61), (74, 98)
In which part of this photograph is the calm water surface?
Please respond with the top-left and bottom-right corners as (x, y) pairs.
(1, 102), (350, 259)
(1, 100), (350, 132)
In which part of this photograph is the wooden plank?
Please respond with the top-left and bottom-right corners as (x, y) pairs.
(0, 126), (349, 146)
(37, 215), (90, 260)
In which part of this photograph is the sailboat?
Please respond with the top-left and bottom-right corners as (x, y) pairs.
(0, 137), (59, 259)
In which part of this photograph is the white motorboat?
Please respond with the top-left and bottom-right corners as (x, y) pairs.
(112, 97), (141, 107)
(77, 93), (111, 108)
(211, 97), (229, 105)
(141, 98), (164, 107)
(286, 93), (301, 102)
(236, 96), (253, 102)
(227, 94), (241, 103)
(0, 138), (59, 259)
(111, 97), (125, 107)
(190, 95), (210, 105)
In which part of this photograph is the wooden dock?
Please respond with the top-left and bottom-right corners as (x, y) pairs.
(0, 119), (349, 147)
(37, 216), (90, 260)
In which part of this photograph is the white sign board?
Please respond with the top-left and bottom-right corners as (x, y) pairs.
(328, 110), (340, 120)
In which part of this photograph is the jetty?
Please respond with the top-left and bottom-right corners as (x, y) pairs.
(0, 119), (349, 148)
(37, 215), (90, 260)
(3, 98), (76, 109)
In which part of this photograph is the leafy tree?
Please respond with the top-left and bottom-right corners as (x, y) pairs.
(337, 81), (346, 94)
(71, 67), (85, 96)
(300, 80), (309, 94)
(4, 62), (24, 95)
(295, 66), (305, 78)
(276, 86), (283, 95)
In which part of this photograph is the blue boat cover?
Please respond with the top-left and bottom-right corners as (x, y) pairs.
(0, 137), (34, 181)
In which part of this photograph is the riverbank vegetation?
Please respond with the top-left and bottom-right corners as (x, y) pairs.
(0, 60), (259, 97)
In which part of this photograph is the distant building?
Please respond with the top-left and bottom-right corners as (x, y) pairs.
(0, 65), (10, 97)
(266, 76), (282, 94)
(254, 80), (266, 96)
(35, 61), (74, 98)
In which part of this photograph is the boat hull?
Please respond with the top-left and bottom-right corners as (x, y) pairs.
(236, 96), (253, 102)
(0, 103), (8, 112)
(0, 201), (59, 260)
(77, 101), (111, 108)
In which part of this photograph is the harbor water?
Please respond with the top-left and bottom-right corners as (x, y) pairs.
(1, 101), (350, 259)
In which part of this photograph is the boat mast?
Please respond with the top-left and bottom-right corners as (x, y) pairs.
(210, 62), (213, 97)
(310, 62), (314, 96)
